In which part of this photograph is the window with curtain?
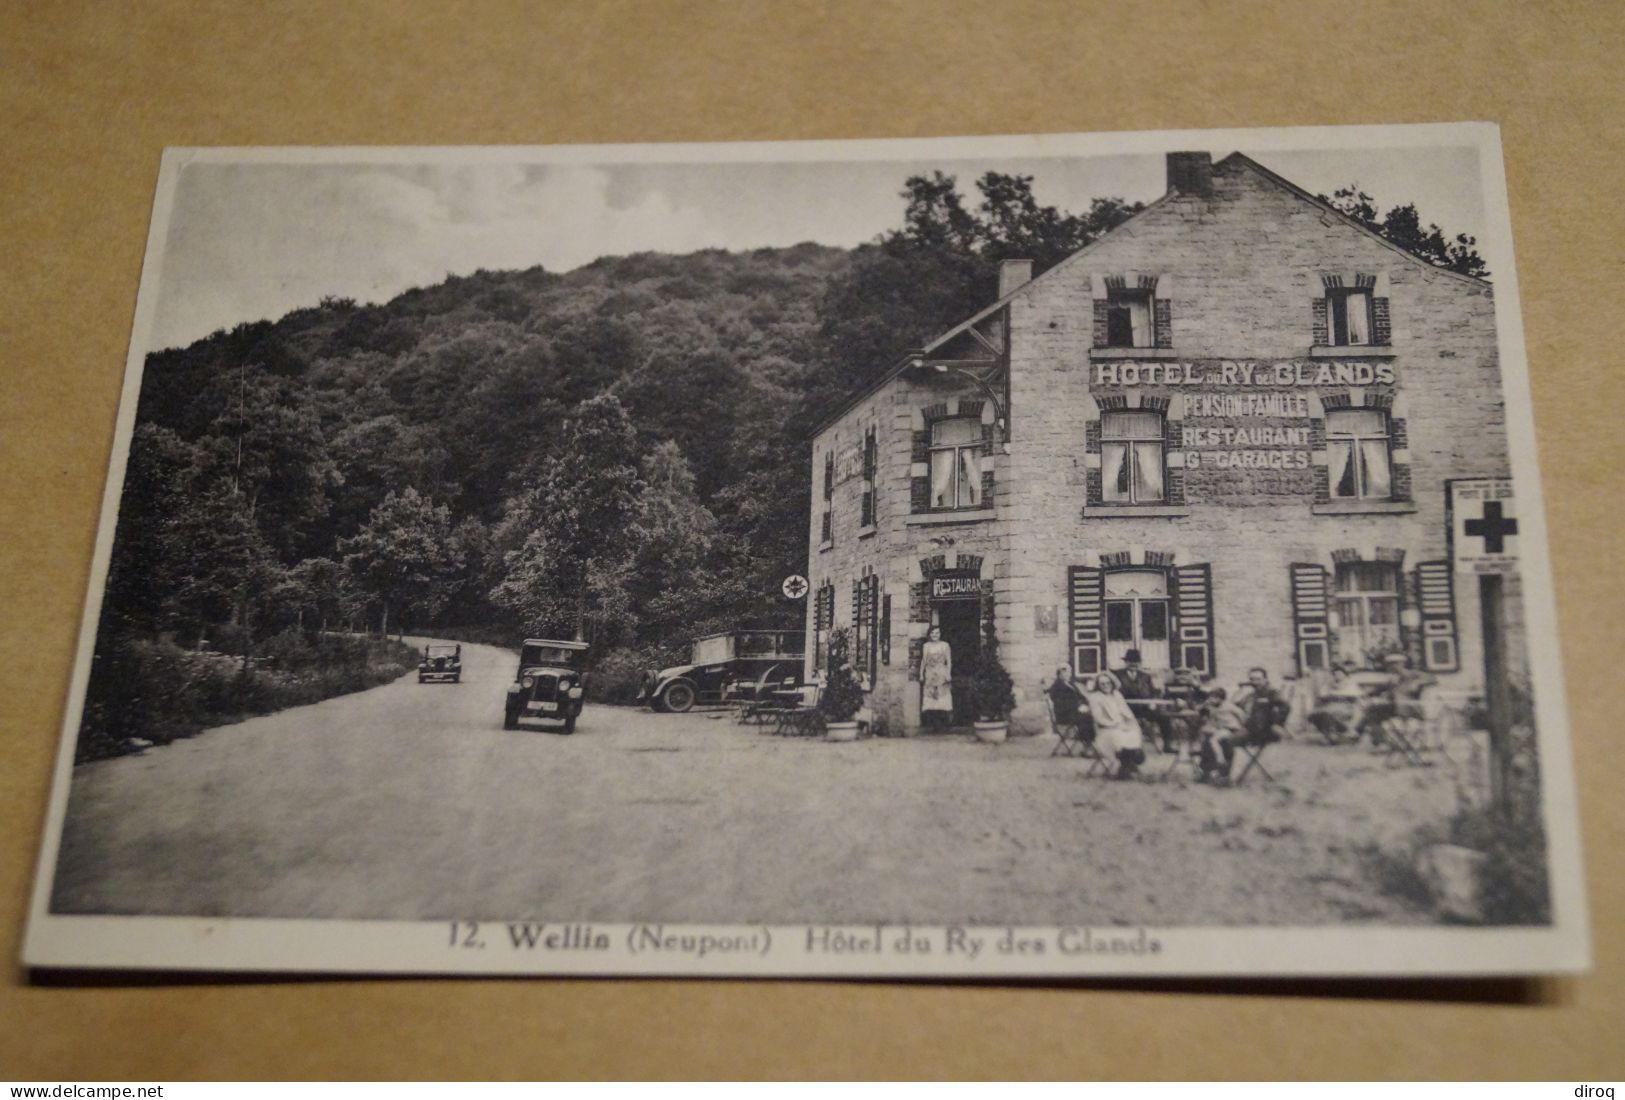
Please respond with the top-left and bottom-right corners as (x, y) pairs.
(1333, 560), (1401, 665)
(1101, 410), (1166, 503)
(929, 417), (984, 510)
(1105, 287), (1155, 348)
(1326, 408), (1392, 500)
(1328, 288), (1373, 346)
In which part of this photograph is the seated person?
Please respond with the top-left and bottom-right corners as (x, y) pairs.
(1116, 648), (1175, 752)
(1234, 666), (1291, 748)
(1085, 671), (1145, 779)
(1046, 667), (1094, 744)
(1195, 686), (1246, 782)
(1359, 652), (1436, 742)
(1306, 662), (1363, 742)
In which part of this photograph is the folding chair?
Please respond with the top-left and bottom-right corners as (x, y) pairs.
(1232, 729), (1281, 785)
(1043, 694), (1115, 777)
(1379, 715), (1431, 768)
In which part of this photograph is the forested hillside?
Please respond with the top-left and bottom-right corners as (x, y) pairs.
(78, 169), (1481, 756)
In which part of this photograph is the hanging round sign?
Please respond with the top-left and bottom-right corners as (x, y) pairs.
(781, 574), (809, 600)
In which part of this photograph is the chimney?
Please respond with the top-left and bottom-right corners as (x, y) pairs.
(998, 258), (1033, 299)
(1166, 151), (1213, 198)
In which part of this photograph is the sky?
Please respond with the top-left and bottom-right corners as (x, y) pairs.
(146, 143), (1487, 352)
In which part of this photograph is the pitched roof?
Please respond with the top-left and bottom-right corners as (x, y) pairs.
(811, 150), (1490, 439)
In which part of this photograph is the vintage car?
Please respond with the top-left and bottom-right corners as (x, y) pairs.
(503, 638), (588, 734)
(639, 628), (805, 713)
(418, 643), (462, 683)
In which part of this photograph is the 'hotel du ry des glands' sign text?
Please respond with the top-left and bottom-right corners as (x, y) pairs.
(1090, 359), (1398, 387)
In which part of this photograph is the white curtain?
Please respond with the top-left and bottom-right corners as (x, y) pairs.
(1133, 441), (1165, 501)
(1360, 438), (1391, 497)
(958, 446), (981, 506)
(930, 448), (956, 508)
(1101, 443), (1129, 501)
(1129, 295), (1153, 348)
(1328, 441), (1355, 497)
(1345, 292), (1370, 344)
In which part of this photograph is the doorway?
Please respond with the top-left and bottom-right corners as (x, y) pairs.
(1104, 569), (1171, 670)
(934, 597), (982, 725)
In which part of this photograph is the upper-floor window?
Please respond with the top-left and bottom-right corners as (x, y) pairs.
(861, 427), (877, 527)
(1327, 287), (1374, 346)
(1105, 286), (1155, 348)
(929, 417), (983, 510)
(1101, 410), (1166, 503)
(1326, 408), (1391, 499)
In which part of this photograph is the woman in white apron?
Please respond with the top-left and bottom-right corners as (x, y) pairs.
(919, 626), (953, 728)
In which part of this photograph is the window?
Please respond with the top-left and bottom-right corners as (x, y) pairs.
(861, 427), (877, 527)
(1101, 410), (1166, 503)
(820, 449), (834, 545)
(1326, 408), (1392, 500)
(1105, 287), (1155, 348)
(929, 418), (984, 510)
(1327, 287), (1373, 346)
(1333, 561), (1401, 666)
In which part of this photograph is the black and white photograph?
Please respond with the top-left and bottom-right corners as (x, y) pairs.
(23, 125), (1587, 976)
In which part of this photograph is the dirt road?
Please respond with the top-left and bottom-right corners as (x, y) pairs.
(50, 639), (1456, 925)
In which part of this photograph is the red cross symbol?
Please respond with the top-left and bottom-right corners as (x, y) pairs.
(1465, 500), (1518, 554)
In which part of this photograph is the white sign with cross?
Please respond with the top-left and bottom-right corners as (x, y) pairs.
(1450, 477), (1519, 575)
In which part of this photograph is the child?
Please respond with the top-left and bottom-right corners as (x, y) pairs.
(1196, 686), (1245, 783)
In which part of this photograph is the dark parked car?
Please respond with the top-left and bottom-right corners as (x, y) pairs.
(504, 639), (588, 734)
(418, 643), (462, 683)
(639, 628), (805, 713)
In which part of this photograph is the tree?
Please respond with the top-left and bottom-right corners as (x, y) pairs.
(1320, 186), (1489, 278)
(489, 395), (644, 643)
(626, 441), (719, 643)
(165, 485), (285, 672)
(286, 557), (356, 634)
(340, 488), (462, 637)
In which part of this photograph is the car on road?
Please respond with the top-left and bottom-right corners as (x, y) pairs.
(504, 638), (588, 733)
(418, 643), (462, 683)
(639, 628), (805, 713)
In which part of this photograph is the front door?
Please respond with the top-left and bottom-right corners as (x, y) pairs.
(935, 598), (982, 724)
(1103, 569), (1171, 670)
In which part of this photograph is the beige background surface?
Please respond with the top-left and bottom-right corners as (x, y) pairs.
(3, 0), (1621, 1080)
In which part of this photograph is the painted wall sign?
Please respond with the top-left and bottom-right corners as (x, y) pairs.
(1092, 360), (1397, 387)
(835, 441), (864, 484)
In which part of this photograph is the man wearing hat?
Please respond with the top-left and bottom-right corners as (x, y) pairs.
(1115, 648), (1174, 752)
(1360, 651), (1436, 743)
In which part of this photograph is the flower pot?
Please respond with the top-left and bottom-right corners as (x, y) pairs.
(973, 719), (1009, 744)
(825, 720), (860, 742)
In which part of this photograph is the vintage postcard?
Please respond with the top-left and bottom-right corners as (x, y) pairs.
(25, 124), (1589, 976)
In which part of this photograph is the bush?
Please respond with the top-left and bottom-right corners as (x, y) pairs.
(817, 628), (865, 723)
(584, 644), (667, 706)
(74, 632), (418, 763)
(971, 620), (1015, 721)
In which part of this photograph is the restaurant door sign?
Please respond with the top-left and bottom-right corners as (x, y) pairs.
(1448, 477), (1519, 575)
(930, 571), (981, 600)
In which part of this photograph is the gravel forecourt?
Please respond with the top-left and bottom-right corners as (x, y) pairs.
(50, 639), (1465, 927)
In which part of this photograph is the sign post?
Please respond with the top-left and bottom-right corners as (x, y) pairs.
(1448, 477), (1519, 816)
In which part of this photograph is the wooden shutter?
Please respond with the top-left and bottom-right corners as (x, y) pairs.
(1068, 565), (1105, 676)
(865, 574), (881, 679)
(1174, 563), (1215, 676)
(1290, 563), (1332, 675)
(1415, 560), (1460, 672)
(880, 593), (892, 666)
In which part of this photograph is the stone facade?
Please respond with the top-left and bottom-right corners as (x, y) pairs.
(806, 152), (1509, 736)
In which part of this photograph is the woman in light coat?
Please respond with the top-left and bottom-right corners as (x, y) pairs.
(1086, 670), (1145, 778)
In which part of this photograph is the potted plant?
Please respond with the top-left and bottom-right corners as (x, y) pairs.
(971, 619), (1016, 743)
(818, 627), (865, 742)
